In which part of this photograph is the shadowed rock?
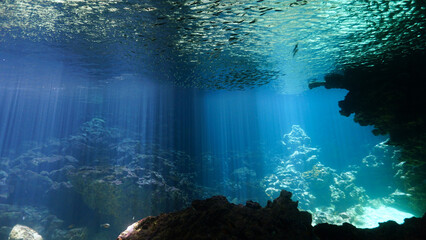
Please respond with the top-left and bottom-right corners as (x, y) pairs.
(117, 190), (426, 240)
(117, 190), (315, 240)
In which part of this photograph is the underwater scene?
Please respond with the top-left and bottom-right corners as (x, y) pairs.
(0, 0), (425, 239)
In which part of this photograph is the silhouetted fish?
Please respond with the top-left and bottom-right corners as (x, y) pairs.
(292, 43), (299, 57)
(100, 223), (111, 229)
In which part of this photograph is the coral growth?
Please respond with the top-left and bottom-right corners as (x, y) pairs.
(263, 125), (421, 226)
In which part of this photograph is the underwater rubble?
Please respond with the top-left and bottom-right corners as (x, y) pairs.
(116, 189), (426, 240)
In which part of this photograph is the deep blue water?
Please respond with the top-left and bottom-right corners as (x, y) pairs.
(1, 0), (424, 239)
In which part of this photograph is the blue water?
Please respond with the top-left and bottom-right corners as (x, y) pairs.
(1, 0), (423, 239)
(0, 51), (390, 237)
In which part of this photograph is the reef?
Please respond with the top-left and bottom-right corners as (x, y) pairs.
(1, 120), (424, 239)
(318, 51), (426, 214)
(0, 119), (202, 239)
(262, 125), (421, 226)
(116, 190), (426, 240)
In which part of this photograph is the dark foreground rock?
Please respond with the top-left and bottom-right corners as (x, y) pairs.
(117, 190), (426, 240)
(117, 190), (315, 240)
(319, 51), (426, 214)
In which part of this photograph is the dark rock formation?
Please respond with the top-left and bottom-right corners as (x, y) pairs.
(117, 190), (315, 240)
(322, 51), (426, 215)
(116, 191), (426, 240)
(322, 52), (426, 161)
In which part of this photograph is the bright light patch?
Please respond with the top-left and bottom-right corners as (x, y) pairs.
(353, 206), (414, 229)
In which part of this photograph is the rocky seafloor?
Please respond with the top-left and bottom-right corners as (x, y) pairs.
(0, 118), (205, 239)
(0, 118), (424, 239)
(116, 190), (426, 240)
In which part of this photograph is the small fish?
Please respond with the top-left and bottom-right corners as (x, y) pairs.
(292, 43), (299, 57)
(100, 223), (111, 229)
(68, 224), (75, 229)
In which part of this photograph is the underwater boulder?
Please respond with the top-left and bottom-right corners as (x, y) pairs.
(8, 224), (43, 240)
(117, 190), (315, 240)
(69, 165), (194, 229)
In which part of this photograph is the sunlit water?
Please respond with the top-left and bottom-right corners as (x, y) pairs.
(0, 0), (425, 239)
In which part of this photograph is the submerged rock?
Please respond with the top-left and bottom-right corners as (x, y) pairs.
(69, 163), (197, 230)
(117, 191), (426, 240)
(8, 224), (43, 240)
(117, 190), (315, 240)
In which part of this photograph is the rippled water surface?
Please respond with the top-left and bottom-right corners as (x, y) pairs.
(1, 0), (424, 89)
